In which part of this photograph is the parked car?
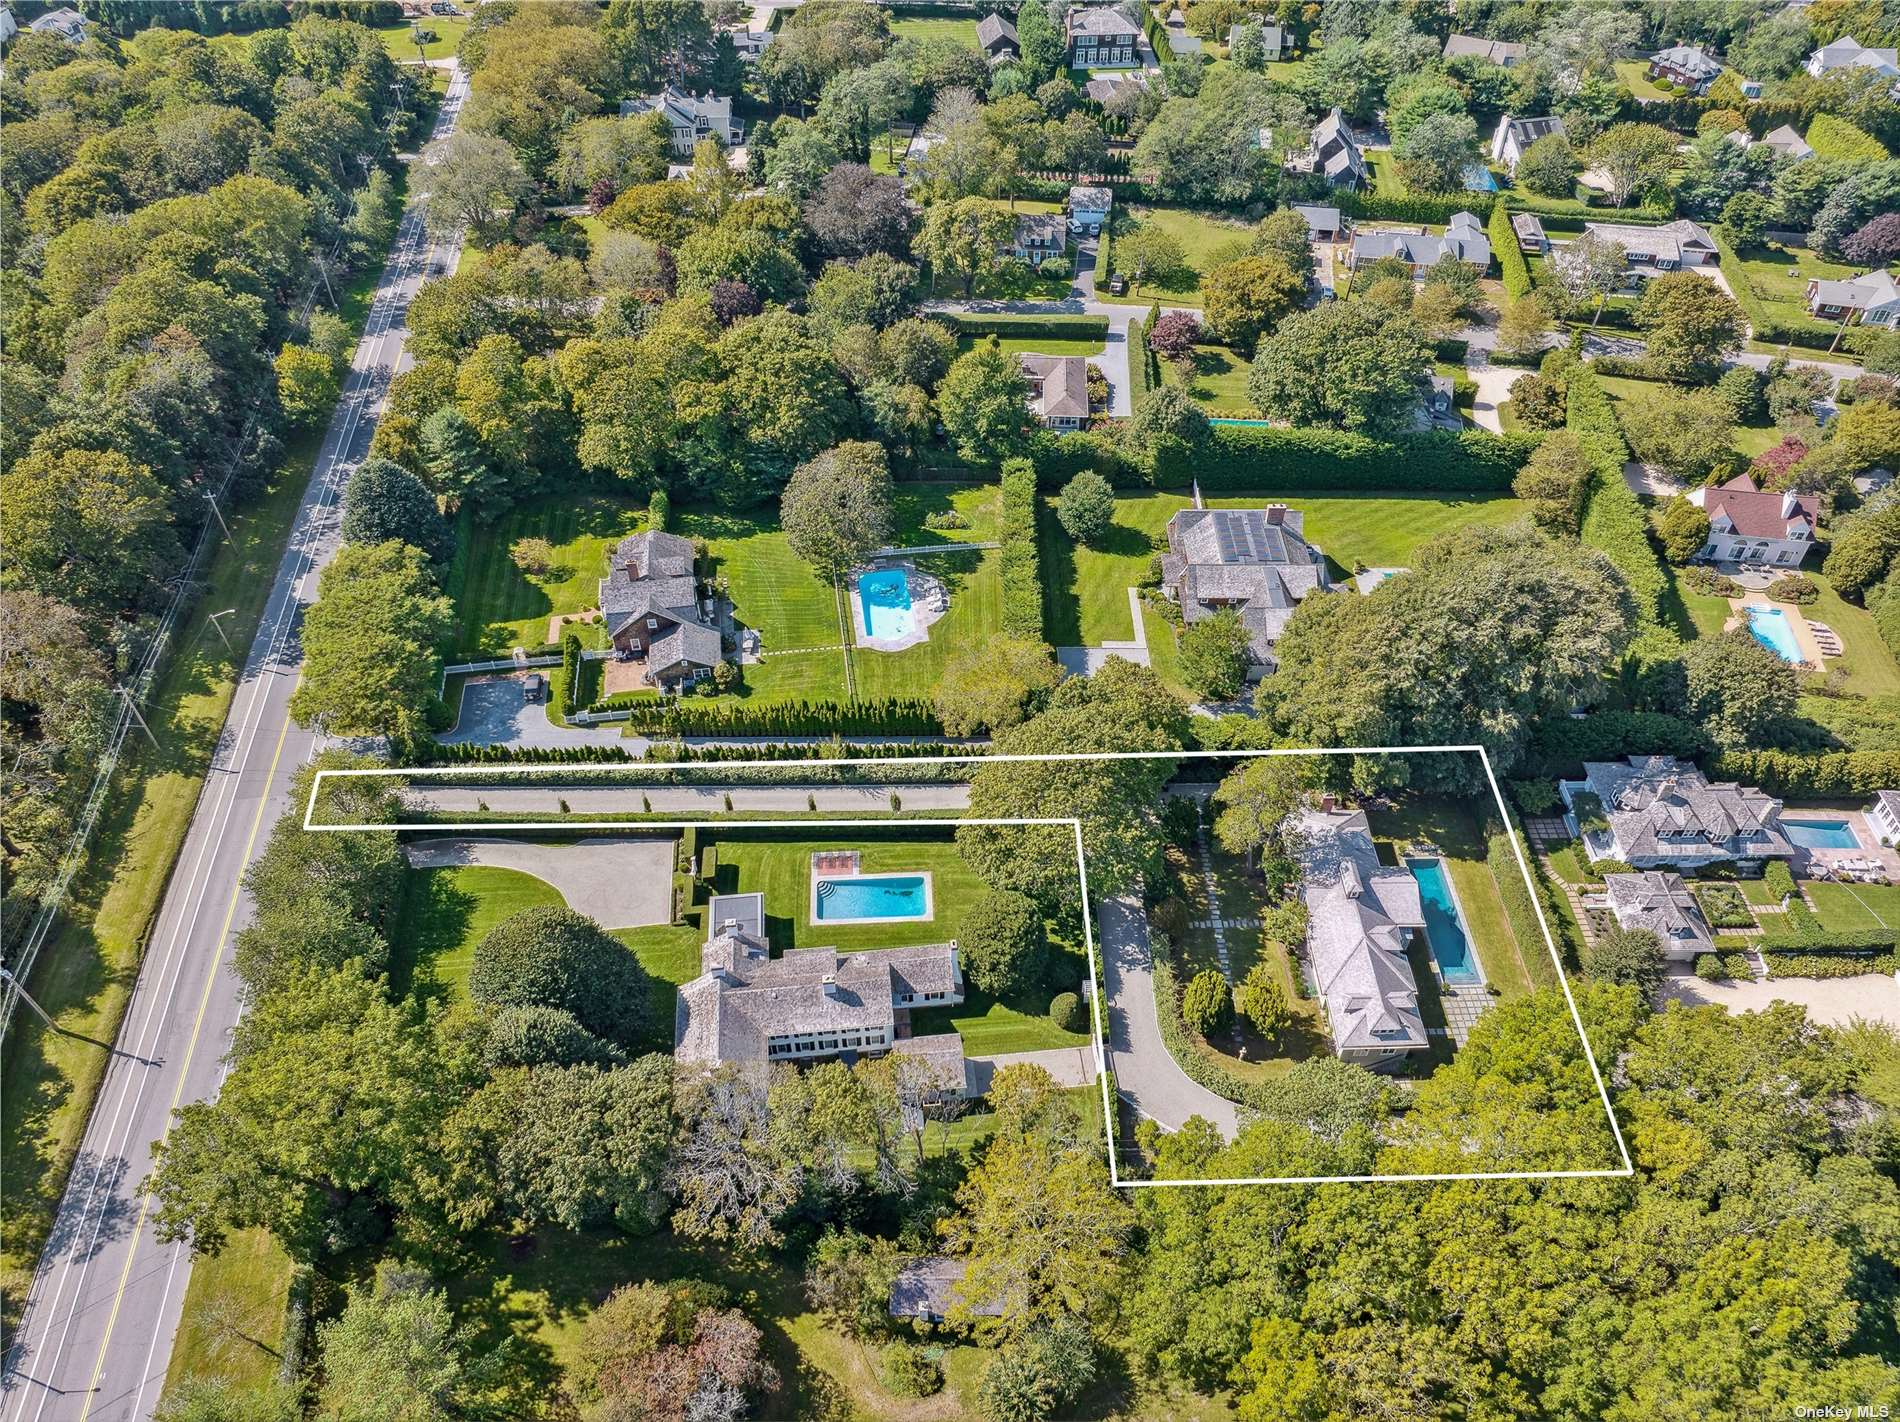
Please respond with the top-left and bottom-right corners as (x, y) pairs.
(523, 672), (546, 704)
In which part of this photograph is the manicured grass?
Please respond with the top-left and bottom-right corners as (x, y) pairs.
(1734, 243), (1870, 330)
(707, 830), (1091, 1053)
(1369, 798), (1537, 1002)
(1118, 205), (1256, 306)
(956, 334), (1105, 356)
(1545, 842), (1590, 885)
(1805, 881), (1900, 932)
(887, 11), (978, 44)
(391, 864), (567, 999)
(163, 1228), (295, 1397)
(1740, 877), (1786, 906)
(1807, 573), (1900, 698)
(851, 539), (1002, 703)
(0, 261), (393, 1336)
(1040, 489), (1529, 644)
(1612, 59), (1675, 101)
(445, 494), (646, 654)
(1161, 344), (1254, 412)
(373, 16), (467, 61)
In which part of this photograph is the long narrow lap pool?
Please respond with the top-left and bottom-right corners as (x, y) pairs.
(1406, 856), (1483, 985)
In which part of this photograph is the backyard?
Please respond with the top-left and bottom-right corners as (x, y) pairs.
(446, 483), (1006, 705)
(1732, 242), (1878, 335)
(1040, 489), (1529, 645)
(1116, 205), (1256, 306)
(1159, 344), (1254, 412)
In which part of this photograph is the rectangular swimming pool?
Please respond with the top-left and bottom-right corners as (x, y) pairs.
(857, 567), (915, 642)
(1746, 605), (1803, 664)
(812, 871), (933, 923)
(1406, 857), (1484, 986)
(1783, 818), (1860, 850)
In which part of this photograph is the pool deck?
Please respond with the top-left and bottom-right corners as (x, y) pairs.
(1725, 596), (1828, 667)
(847, 559), (946, 653)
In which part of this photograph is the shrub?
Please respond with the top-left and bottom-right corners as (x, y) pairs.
(1488, 201), (1531, 301)
(960, 889), (1049, 996)
(879, 1341), (944, 1398)
(1181, 967), (1232, 1037)
(1681, 563), (1741, 597)
(1693, 883), (1754, 928)
(999, 457), (1044, 639)
(1766, 573), (1818, 605)
(1178, 609), (1253, 700)
(1582, 927), (1665, 994)
(1569, 369), (1668, 628)
(560, 633), (583, 716)
(1721, 950), (1753, 979)
(1195, 427), (1537, 494)
(1487, 828), (1575, 974)
(1805, 112), (1889, 163)
(1509, 779), (1560, 814)
(1039, 256), (1071, 281)
(600, 697), (942, 736)
(1055, 470), (1116, 544)
(468, 907), (649, 1045)
(1048, 990), (1083, 1032)
(929, 312), (1110, 340)
(1764, 950), (1899, 978)
(1233, 962), (1290, 1039)
(1657, 497), (1711, 565)
(1763, 860), (1796, 901)
(511, 535), (556, 576)
(1693, 953), (1727, 982)
(483, 1004), (625, 1069)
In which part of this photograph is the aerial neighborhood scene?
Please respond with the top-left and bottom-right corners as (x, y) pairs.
(7, 0), (1900, 1419)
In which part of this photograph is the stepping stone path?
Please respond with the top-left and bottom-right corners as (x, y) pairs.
(1192, 799), (1244, 1048)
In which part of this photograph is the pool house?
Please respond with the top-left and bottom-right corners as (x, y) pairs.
(674, 891), (969, 1087)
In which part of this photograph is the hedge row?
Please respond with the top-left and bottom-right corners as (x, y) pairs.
(560, 633), (583, 717)
(1489, 202), (1532, 303)
(1569, 369), (1669, 627)
(999, 456), (1043, 639)
(928, 312), (1111, 340)
(1151, 957), (1261, 1109)
(1707, 749), (1900, 799)
(1506, 196), (1673, 224)
(1709, 229), (1842, 351)
(1486, 828), (1572, 980)
(1764, 951), (1899, 978)
(1589, 355), (1681, 382)
(1197, 426), (1538, 493)
(1527, 712), (1709, 775)
(1805, 112), (1890, 163)
(1756, 926), (1900, 953)
(1338, 190), (1487, 226)
(1126, 305), (1154, 406)
(600, 697), (944, 736)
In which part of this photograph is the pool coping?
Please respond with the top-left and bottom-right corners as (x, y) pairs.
(1725, 596), (1826, 668)
(1405, 853), (1489, 990)
(1781, 816), (1865, 851)
(810, 867), (937, 926)
(847, 559), (949, 653)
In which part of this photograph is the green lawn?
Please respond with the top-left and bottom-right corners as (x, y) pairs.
(707, 830), (1091, 1053)
(1545, 842), (1590, 885)
(887, 11), (978, 44)
(1735, 243), (1872, 331)
(1805, 881), (1900, 932)
(1807, 573), (1900, 698)
(1118, 205), (1256, 306)
(391, 864), (567, 999)
(1369, 798), (1538, 1002)
(1612, 59), (1675, 101)
(373, 16), (467, 61)
(956, 334), (1106, 357)
(1040, 489), (1528, 644)
(1161, 344), (1254, 412)
(163, 1228), (295, 1397)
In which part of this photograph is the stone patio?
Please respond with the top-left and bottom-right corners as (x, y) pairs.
(600, 656), (653, 696)
(1435, 984), (1493, 1047)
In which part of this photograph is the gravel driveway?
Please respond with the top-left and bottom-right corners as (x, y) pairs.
(1659, 969), (1900, 1027)
(441, 675), (633, 750)
(403, 835), (675, 928)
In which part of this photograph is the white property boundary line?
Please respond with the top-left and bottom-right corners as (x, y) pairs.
(306, 745), (1636, 1186)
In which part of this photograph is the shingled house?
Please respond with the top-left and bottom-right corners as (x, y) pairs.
(599, 530), (722, 689)
(1601, 871), (1716, 960)
(675, 892), (969, 1090)
(1293, 803), (1430, 1072)
(1160, 505), (1329, 676)
(1559, 756), (1793, 870)
(1286, 107), (1369, 189)
(1684, 473), (1820, 567)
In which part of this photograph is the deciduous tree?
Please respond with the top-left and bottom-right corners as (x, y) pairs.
(1178, 609), (1254, 700)
(780, 440), (893, 574)
(934, 636), (1062, 736)
(1247, 301), (1431, 433)
(960, 890), (1050, 997)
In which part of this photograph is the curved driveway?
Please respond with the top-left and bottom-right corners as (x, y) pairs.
(1098, 894), (1239, 1139)
(403, 836), (674, 929)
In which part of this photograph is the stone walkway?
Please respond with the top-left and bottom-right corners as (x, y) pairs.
(1057, 587), (1151, 678)
(1435, 986), (1493, 1046)
(964, 1046), (1098, 1095)
(1191, 801), (1242, 1048)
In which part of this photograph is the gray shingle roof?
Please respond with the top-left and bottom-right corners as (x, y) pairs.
(1351, 221), (1491, 270)
(1163, 507), (1327, 665)
(1602, 871), (1714, 958)
(599, 529), (716, 642)
(648, 620), (722, 673)
(1068, 5), (1142, 39)
(1652, 44), (1722, 82)
(977, 12), (1016, 51)
(1020, 354), (1090, 421)
(888, 1257), (1004, 1320)
(1444, 33), (1526, 65)
(1295, 806), (1429, 1055)
(1578, 757), (1791, 863)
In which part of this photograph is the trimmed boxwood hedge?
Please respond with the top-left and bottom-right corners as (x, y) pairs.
(999, 456), (1043, 639)
(1757, 927), (1900, 952)
(1196, 427), (1538, 493)
(1490, 202), (1532, 303)
(598, 697), (943, 736)
(1569, 368), (1670, 627)
(1763, 950), (1899, 978)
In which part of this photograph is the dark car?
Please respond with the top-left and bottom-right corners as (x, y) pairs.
(523, 673), (547, 704)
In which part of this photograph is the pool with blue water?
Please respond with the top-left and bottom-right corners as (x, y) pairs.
(1783, 819), (1860, 850)
(813, 872), (932, 923)
(1407, 857), (1484, 985)
(858, 567), (915, 642)
(1746, 605), (1803, 663)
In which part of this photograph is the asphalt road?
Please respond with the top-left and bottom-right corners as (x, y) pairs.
(0, 64), (468, 1422)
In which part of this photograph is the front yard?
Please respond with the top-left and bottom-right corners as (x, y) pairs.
(1117, 205), (1256, 306)
(1040, 489), (1529, 645)
(1733, 243), (1873, 332)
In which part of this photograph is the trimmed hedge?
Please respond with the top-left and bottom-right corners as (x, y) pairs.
(999, 456), (1043, 639)
(1490, 201), (1532, 303)
(560, 633), (583, 716)
(1339, 190), (1486, 225)
(1197, 426), (1538, 493)
(1756, 926), (1900, 953)
(411, 739), (976, 766)
(1527, 711), (1709, 774)
(928, 312), (1111, 340)
(1707, 749), (1900, 800)
(1506, 196), (1673, 223)
(1151, 956), (1260, 1108)
(1487, 827), (1573, 980)
(1710, 229), (1841, 351)
(1126, 306), (1154, 406)
(1569, 368), (1669, 627)
(1806, 112), (1889, 162)
(1764, 951), (1899, 978)
(600, 697), (943, 736)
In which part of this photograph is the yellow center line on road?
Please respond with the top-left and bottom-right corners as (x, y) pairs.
(76, 710), (294, 1422)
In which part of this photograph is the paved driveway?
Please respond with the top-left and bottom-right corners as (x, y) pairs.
(403, 835), (675, 928)
(1098, 893), (1239, 1139)
(965, 1046), (1098, 1095)
(442, 675), (634, 749)
(1659, 969), (1900, 1027)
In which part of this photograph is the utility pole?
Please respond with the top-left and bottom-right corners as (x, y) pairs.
(116, 683), (158, 749)
(206, 608), (238, 652)
(203, 489), (231, 539)
(1, 966), (63, 1035)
